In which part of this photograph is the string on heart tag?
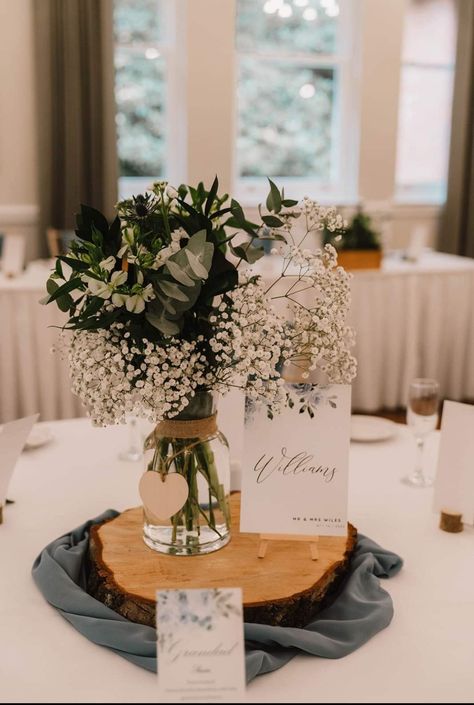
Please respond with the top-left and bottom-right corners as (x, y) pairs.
(139, 471), (189, 521)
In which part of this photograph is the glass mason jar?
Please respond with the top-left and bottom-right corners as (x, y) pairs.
(142, 391), (231, 555)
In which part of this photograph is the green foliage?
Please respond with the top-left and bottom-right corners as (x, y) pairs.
(42, 176), (296, 343)
(324, 208), (381, 251)
(149, 230), (215, 336)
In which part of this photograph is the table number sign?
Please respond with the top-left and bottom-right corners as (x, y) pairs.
(156, 587), (246, 703)
(434, 401), (474, 525)
(241, 384), (351, 536)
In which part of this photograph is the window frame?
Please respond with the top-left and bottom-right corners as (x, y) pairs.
(114, 0), (456, 213)
(115, 0), (186, 200)
(394, 0), (457, 206)
(233, 0), (359, 206)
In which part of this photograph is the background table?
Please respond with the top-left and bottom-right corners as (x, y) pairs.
(2, 250), (474, 422)
(0, 262), (82, 422)
(257, 249), (474, 411)
(350, 250), (474, 411)
(1, 418), (473, 703)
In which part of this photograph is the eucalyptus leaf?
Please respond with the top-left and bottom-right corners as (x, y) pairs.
(157, 295), (177, 315)
(168, 280), (202, 314)
(46, 279), (58, 296)
(185, 230), (214, 277)
(57, 294), (73, 312)
(146, 311), (181, 336)
(186, 229), (212, 256)
(157, 279), (190, 302)
(165, 260), (194, 287)
(185, 249), (209, 279)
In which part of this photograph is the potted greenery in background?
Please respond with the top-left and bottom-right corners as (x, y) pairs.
(323, 205), (382, 270)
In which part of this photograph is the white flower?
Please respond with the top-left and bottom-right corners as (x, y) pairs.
(84, 277), (110, 298)
(117, 228), (136, 258)
(99, 256), (116, 272)
(125, 284), (154, 313)
(111, 292), (128, 307)
(84, 269), (128, 300)
(170, 227), (188, 243)
(166, 185), (179, 200)
(151, 244), (178, 269)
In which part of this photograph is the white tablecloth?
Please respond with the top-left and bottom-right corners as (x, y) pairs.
(0, 263), (83, 422)
(2, 251), (474, 422)
(1, 418), (473, 703)
(350, 251), (474, 410)
(256, 250), (474, 411)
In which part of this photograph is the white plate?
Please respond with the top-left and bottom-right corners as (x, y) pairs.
(24, 425), (54, 450)
(350, 415), (398, 442)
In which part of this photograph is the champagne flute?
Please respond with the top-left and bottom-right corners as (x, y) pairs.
(118, 416), (143, 462)
(403, 378), (439, 487)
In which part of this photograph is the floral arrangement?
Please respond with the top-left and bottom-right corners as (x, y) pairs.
(43, 178), (356, 426)
(323, 204), (381, 251)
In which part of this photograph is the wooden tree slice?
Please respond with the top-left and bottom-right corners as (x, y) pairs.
(87, 494), (357, 628)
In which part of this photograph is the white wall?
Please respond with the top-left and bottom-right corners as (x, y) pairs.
(356, 0), (441, 250)
(0, 0), (39, 261)
(185, 0), (236, 194)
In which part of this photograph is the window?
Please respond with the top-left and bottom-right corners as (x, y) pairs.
(114, 0), (181, 198)
(395, 0), (457, 203)
(235, 0), (357, 203)
(112, 1), (453, 211)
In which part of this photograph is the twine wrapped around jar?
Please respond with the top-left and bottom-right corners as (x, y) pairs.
(155, 413), (218, 440)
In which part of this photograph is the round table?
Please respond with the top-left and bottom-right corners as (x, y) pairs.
(1, 419), (473, 703)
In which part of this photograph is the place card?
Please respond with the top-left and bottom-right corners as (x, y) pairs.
(240, 384), (351, 536)
(157, 587), (246, 703)
(434, 401), (474, 525)
(1, 234), (26, 277)
(0, 415), (39, 509)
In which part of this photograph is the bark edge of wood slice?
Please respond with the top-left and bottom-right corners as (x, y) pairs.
(87, 494), (357, 628)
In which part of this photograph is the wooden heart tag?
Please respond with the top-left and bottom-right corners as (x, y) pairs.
(139, 472), (189, 520)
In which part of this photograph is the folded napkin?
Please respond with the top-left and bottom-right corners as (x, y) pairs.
(32, 510), (402, 682)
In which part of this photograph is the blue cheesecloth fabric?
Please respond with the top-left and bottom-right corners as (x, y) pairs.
(32, 510), (403, 682)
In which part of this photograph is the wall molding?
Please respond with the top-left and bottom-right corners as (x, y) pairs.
(0, 204), (39, 226)
(0, 203), (39, 225)
(391, 203), (442, 219)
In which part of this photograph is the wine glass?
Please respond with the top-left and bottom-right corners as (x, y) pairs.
(403, 378), (439, 487)
(118, 416), (143, 462)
